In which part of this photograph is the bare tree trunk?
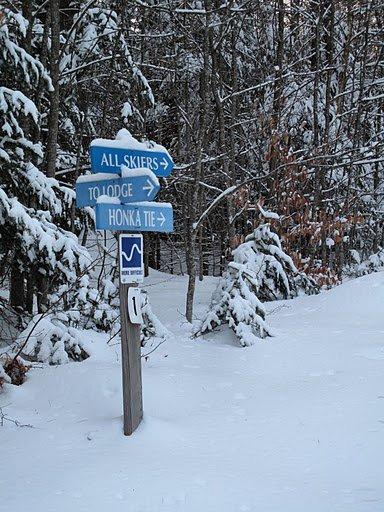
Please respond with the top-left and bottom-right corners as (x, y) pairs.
(25, 272), (34, 314)
(311, 0), (325, 264)
(322, 0), (335, 270)
(36, 1), (60, 313)
(156, 235), (161, 270)
(198, 228), (204, 281)
(185, 227), (196, 322)
(269, 0), (285, 204)
(198, 187), (204, 281)
(10, 264), (25, 311)
(228, 19), (239, 248)
(144, 233), (150, 277)
(44, 0), (60, 178)
(185, 5), (210, 322)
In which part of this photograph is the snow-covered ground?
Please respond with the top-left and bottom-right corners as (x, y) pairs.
(1, 271), (384, 511)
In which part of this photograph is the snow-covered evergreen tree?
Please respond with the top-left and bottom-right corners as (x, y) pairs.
(247, 205), (319, 301)
(344, 248), (384, 279)
(198, 234), (272, 347)
(199, 205), (318, 346)
(1, 9), (79, 314)
(0, 8), (105, 363)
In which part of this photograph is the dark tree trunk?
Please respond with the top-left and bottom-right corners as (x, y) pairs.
(10, 264), (25, 311)
(44, 0), (61, 178)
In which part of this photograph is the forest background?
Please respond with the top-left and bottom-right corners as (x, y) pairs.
(1, 0), (383, 361)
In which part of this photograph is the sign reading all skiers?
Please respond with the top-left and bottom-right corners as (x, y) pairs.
(90, 129), (174, 177)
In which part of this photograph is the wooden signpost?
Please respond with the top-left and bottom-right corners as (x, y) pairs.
(118, 234), (143, 435)
(119, 279), (143, 435)
(76, 133), (174, 436)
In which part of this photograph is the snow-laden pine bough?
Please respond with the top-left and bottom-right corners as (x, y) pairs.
(343, 248), (384, 279)
(0, 289), (169, 388)
(197, 206), (319, 347)
(9, 287), (170, 367)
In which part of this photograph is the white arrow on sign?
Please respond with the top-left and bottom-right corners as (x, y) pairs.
(160, 157), (169, 170)
(142, 178), (155, 197)
(157, 212), (166, 226)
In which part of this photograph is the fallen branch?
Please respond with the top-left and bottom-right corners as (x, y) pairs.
(0, 405), (34, 428)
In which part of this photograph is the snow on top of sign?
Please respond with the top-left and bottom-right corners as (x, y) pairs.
(76, 173), (119, 184)
(91, 128), (172, 159)
(96, 195), (120, 204)
(127, 201), (172, 209)
(120, 165), (160, 185)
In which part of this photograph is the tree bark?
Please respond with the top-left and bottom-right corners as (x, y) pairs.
(10, 264), (25, 311)
(44, 0), (60, 178)
(185, 4), (210, 322)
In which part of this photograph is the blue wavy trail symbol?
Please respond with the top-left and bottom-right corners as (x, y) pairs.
(122, 243), (142, 264)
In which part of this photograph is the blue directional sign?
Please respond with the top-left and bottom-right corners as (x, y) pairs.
(76, 174), (160, 207)
(119, 234), (144, 283)
(90, 145), (174, 177)
(95, 202), (173, 233)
